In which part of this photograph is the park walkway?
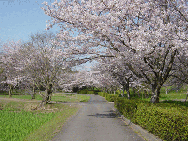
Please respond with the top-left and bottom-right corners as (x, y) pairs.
(52, 94), (145, 141)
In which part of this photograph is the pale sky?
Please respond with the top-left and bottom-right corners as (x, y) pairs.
(0, 0), (59, 43)
(0, 0), (94, 70)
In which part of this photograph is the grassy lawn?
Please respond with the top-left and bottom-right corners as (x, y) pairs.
(0, 100), (80, 141)
(131, 86), (188, 102)
(51, 93), (91, 102)
(0, 92), (91, 103)
(159, 86), (187, 101)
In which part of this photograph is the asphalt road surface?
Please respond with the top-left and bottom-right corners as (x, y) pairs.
(52, 94), (145, 141)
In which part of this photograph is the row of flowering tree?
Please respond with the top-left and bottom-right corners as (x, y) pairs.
(0, 32), (72, 105)
(42, 0), (188, 103)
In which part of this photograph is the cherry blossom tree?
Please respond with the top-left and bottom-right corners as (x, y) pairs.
(42, 0), (187, 103)
(169, 51), (188, 100)
(62, 70), (101, 92)
(173, 52), (188, 85)
(20, 32), (68, 104)
(94, 56), (133, 98)
(91, 64), (121, 94)
(1, 40), (25, 97)
(0, 53), (6, 91)
(0, 32), (69, 105)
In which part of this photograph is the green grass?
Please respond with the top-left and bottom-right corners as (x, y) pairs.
(0, 100), (79, 141)
(129, 86), (188, 102)
(99, 86), (187, 102)
(23, 104), (79, 141)
(0, 92), (91, 103)
(51, 93), (91, 102)
(1, 109), (54, 141)
(159, 86), (187, 101)
(0, 91), (90, 141)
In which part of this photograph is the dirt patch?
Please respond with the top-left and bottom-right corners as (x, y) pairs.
(0, 97), (41, 103)
(0, 97), (81, 112)
(24, 103), (39, 111)
(0, 97), (41, 111)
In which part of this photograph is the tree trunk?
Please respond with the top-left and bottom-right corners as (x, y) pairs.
(165, 86), (168, 94)
(46, 83), (53, 103)
(185, 88), (188, 102)
(122, 87), (125, 97)
(148, 90), (151, 98)
(185, 94), (188, 102)
(124, 82), (130, 99)
(150, 85), (161, 103)
(9, 85), (12, 98)
(40, 84), (53, 105)
(132, 87), (136, 97)
(125, 87), (130, 99)
(31, 86), (36, 99)
(41, 96), (47, 106)
(144, 90), (148, 98)
(137, 90), (140, 98)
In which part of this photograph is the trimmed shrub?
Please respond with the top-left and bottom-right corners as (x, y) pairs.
(116, 90), (121, 94)
(98, 92), (103, 96)
(87, 91), (95, 94)
(99, 90), (188, 141)
(98, 92), (110, 98)
(105, 94), (118, 102)
(114, 97), (188, 141)
(77, 90), (88, 94)
(114, 97), (138, 119)
(77, 90), (95, 94)
(102, 92), (107, 97)
(133, 103), (188, 141)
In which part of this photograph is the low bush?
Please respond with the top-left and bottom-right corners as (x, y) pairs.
(98, 92), (103, 96)
(98, 89), (188, 141)
(98, 92), (108, 97)
(114, 97), (188, 141)
(102, 92), (106, 97)
(77, 90), (95, 94)
(114, 97), (138, 119)
(77, 90), (88, 94)
(87, 91), (95, 94)
(133, 103), (188, 141)
(105, 94), (118, 102)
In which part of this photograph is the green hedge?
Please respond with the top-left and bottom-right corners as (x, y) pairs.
(133, 103), (188, 141)
(77, 90), (95, 94)
(87, 91), (95, 94)
(98, 92), (108, 97)
(99, 91), (188, 140)
(98, 92), (103, 96)
(114, 97), (138, 119)
(114, 97), (188, 141)
(105, 94), (118, 102)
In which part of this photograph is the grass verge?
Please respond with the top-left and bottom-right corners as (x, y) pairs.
(0, 100), (80, 141)
(23, 104), (79, 141)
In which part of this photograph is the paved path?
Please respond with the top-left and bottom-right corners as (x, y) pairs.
(52, 95), (145, 141)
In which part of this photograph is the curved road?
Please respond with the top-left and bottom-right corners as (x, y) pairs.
(52, 95), (145, 141)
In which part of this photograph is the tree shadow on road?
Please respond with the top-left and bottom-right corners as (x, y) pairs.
(104, 110), (114, 112)
(89, 100), (107, 103)
(87, 112), (117, 118)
